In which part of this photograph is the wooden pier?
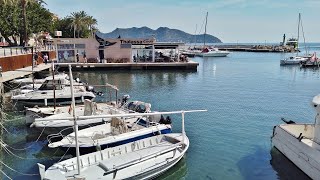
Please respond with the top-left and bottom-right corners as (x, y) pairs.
(56, 61), (199, 71)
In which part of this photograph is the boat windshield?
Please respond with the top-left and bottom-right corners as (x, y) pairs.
(39, 80), (63, 90)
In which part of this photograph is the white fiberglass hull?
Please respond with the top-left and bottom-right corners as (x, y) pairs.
(200, 51), (230, 57)
(271, 124), (320, 179)
(48, 123), (172, 149)
(39, 133), (189, 180)
(28, 103), (123, 127)
(280, 57), (308, 65)
(12, 89), (95, 107)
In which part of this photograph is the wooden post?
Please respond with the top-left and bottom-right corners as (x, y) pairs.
(0, 82), (3, 172)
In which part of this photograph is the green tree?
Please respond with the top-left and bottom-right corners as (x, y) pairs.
(66, 11), (98, 38)
(0, 0), (52, 46)
(21, 0), (46, 46)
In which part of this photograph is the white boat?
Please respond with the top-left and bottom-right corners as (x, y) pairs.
(38, 133), (188, 180)
(280, 13), (309, 65)
(47, 115), (172, 153)
(280, 56), (310, 65)
(200, 48), (230, 57)
(199, 12), (230, 58)
(11, 76), (95, 107)
(37, 65), (206, 179)
(11, 73), (69, 85)
(29, 100), (126, 127)
(26, 98), (152, 126)
(271, 94), (320, 179)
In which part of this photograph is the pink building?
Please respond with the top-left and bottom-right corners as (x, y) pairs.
(54, 36), (184, 63)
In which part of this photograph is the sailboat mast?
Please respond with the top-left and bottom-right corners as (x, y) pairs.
(68, 65), (81, 176)
(194, 24), (197, 47)
(296, 13), (300, 56)
(203, 12), (208, 47)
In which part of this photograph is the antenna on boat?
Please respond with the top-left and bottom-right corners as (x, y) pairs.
(296, 13), (300, 56)
(68, 64), (81, 176)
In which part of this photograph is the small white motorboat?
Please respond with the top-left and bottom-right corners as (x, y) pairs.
(47, 115), (172, 153)
(29, 100), (126, 127)
(271, 94), (320, 179)
(199, 48), (230, 57)
(26, 97), (152, 126)
(11, 73), (69, 85)
(11, 76), (95, 107)
(39, 133), (188, 180)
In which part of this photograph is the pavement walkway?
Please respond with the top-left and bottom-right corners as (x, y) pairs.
(0, 63), (51, 83)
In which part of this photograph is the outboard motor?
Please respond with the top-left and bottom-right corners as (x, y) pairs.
(86, 85), (94, 92)
(121, 94), (130, 105)
(75, 77), (81, 83)
(159, 115), (172, 124)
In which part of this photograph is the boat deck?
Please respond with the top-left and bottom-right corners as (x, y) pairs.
(44, 134), (185, 179)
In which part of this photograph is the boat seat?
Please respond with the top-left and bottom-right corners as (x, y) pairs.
(92, 133), (106, 140)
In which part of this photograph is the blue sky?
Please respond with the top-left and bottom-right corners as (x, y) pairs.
(45, 0), (320, 43)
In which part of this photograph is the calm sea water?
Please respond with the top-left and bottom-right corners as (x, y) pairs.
(2, 44), (320, 180)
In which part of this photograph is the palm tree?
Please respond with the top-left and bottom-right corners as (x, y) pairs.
(85, 16), (98, 37)
(21, 0), (45, 46)
(68, 11), (87, 38)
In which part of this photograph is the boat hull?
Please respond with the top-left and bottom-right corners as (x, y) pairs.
(60, 128), (172, 155)
(271, 125), (320, 179)
(200, 52), (230, 57)
(39, 133), (189, 180)
(280, 60), (303, 65)
(13, 95), (95, 107)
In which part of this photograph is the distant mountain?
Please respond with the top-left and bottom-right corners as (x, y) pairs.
(96, 27), (222, 43)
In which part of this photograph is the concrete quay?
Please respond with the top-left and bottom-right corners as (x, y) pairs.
(0, 63), (51, 83)
(56, 61), (199, 71)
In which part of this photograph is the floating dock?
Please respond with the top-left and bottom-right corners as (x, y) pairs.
(56, 61), (199, 71)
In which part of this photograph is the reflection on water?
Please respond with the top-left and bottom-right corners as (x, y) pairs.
(237, 146), (277, 180)
(157, 156), (188, 180)
(270, 147), (311, 180)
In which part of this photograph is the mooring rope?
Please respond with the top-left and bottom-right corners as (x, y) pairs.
(0, 160), (39, 176)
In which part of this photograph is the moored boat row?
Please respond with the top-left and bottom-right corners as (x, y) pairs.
(5, 64), (206, 179)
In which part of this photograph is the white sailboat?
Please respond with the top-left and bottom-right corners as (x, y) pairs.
(280, 13), (310, 65)
(271, 94), (320, 179)
(199, 12), (230, 57)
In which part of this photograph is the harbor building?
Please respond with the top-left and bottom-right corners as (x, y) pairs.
(54, 35), (185, 63)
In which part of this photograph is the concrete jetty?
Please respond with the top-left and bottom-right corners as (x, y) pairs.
(215, 44), (297, 53)
(56, 61), (199, 71)
(0, 63), (51, 83)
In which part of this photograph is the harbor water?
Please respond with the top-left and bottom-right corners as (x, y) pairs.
(2, 46), (320, 179)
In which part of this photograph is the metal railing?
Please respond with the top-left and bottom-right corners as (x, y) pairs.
(0, 45), (55, 57)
